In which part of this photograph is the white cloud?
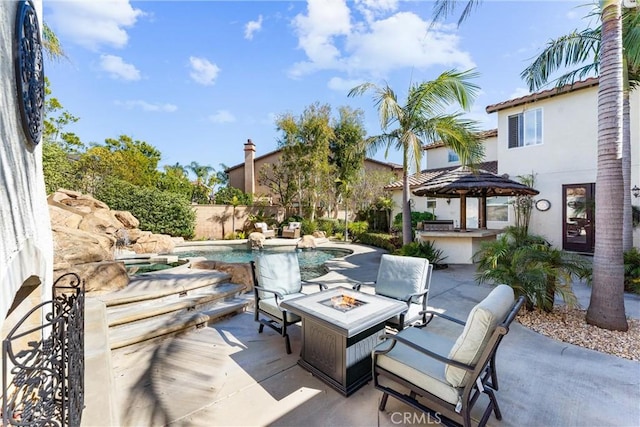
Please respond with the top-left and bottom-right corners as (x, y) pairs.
(509, 87), (531, 100)
(289, 1), (474, 79)
(116, 100), (177, 112)
(327, 76), (364, 91)
(189, 56), (221, 86)
(99, 55), (141, 80)
(209, 110), (236, 124)
(46, 0), (144, 50)
(245, 15), (263, 40)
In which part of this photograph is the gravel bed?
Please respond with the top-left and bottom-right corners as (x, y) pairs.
(517, 306), (640, 361)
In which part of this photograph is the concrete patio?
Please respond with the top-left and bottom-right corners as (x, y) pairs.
(101, 242), (639, 426)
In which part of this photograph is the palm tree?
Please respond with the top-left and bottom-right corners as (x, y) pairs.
(586, 0), (628, 331)
(348, 69), (484, 245)
(521, 6), (640, 252)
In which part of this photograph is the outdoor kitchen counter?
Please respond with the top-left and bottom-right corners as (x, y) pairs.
(416, 228), (503, 264)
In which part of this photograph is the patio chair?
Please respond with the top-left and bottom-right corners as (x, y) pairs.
(282, 222), (301, 239)
(250, 252), (327, 354)
(254, 222), (275, 238)
(372, 285), (525, 427)
(352, 254), (432, 330)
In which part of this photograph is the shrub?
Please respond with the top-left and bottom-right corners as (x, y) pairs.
(393, 211), (435, 230)
(316, 218), (337, 236)
(395, 241), (448, 267)
(624, 247), (640, 294)
(301, 219), (316, 235)
(358, 233), (401, 252)
(94, 178), (195, 238)
(347, 221), (369, 242)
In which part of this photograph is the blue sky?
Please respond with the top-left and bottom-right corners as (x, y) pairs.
(43, 0), (593, 176)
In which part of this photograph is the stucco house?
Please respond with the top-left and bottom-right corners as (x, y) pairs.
(226, 139), (403, 205)
(387, 77), (640, 254)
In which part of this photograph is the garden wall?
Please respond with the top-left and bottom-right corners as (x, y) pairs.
(192, 205), (286, 240)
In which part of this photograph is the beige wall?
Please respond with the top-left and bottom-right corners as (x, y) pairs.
(1, 0), (53, 329)
(425, 136), (497, 170)
(192, 205), (285, 240)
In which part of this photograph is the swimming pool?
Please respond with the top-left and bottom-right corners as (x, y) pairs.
(175, 247), (352, 280)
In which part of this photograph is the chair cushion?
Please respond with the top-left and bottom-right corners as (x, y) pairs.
(376, 254), (430, 304)
(375, 327), (460, 405)
(288, 222), (301, 230)
(445, 285), (515, 387)
(254, 252), (302, 296)
(255, 222), (269, 233)
(258, 293), (304, 323)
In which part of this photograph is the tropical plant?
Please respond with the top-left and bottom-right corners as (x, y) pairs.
(474, 226), (591, 312)
(348, 69), (484, 246)
(624, 247), (640, 294)
(392, 211), (435, 231)
(395, 240), (448, 268)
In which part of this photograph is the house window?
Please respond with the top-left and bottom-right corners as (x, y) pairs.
(487, 196), (509, 221)
(426, 198), (436, 210)
(447, 150), (459, 162)
(508, 108), (542, 148)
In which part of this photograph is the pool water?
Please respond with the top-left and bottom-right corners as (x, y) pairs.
(177, 247), (351, 280)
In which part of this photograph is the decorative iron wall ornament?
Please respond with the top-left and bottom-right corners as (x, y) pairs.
(14, 0), (45, 146)
(2, 273), (85, 426)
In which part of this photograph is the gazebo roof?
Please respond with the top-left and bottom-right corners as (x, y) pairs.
(412, 166), (539, 198)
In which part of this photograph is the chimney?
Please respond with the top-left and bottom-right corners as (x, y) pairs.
(244, 139), (255, 195)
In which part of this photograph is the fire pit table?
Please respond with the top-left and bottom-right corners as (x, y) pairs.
(280, 286), (406, 396)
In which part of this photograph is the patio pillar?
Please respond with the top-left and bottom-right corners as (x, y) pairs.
(458, 190), (468, 231)
(479, 196), (487, 229)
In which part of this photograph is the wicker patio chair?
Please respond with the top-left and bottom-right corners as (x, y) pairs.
(250, 252), (326, 354)
(372, 285), (524, 427)
(282, 222), (301, 239)
(254, 222), (275, 238)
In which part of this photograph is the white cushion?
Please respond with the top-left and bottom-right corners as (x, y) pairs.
(254, 252), (302, 297)
(375, 327), (460, 405)
(375, 254), (430, 303)
(288, 222), (301, 230)
(258, 294), (304, 323)
(255, 222), (268, 233)
(445, 285), (514, 387)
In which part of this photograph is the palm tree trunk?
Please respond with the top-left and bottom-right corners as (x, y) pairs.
(402, 151), (412, 246)
(586, 0), (628, 331)
(622, 84), (632, 251)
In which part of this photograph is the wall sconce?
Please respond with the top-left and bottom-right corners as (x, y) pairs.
(633, 185), (640, 198)
(446, 198), (451, 205)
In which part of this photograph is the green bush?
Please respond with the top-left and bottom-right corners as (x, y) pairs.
(317, 218), (338, 236)
(347, 221), (368, 242)
(301, 218), (316, 236)
(393, 211), (436, 230)
(94, 178), (195, 238)
(358, 232), (401, 252)
(624, 247), (640, 294)
(395, 241), (448, 267)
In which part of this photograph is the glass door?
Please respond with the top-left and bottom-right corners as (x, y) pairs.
(562, 183), (595, 253)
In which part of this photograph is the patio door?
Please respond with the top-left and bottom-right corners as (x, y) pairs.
(562, 183), (595, 253)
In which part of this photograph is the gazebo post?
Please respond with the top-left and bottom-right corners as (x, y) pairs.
(479, 195), (487, 229)
(458, 190), (468, 231)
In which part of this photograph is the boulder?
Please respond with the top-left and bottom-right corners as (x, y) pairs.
(248, 232), (265, 250)
(297, 235), (316, 249)
(52, 226), (114, 266)
(59, 192), (110, 210)
(131, 233), (175, 254)
(312, 230), (326, 238)
(49, 204), (84, 229)
(190, 260), (253, 292)
(114, 210), (139, 229)
(57, 261), (129, 294)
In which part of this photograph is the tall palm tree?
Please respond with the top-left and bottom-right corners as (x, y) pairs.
(586, 0), (628, 331)
(521, 6), (640, 251)
(348, 69), (484, 245)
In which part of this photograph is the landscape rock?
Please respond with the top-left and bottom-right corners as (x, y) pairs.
(297, 235), (316, 249)
(190, 260), (253, 292)
(60, 261), (129, 294)
(131, 233), (175, 254)
(248, 232), (265, 249)
(114, 210), (139, 229)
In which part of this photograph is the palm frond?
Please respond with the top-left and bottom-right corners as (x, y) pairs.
(411, 69), (481, 114)
(431, 0), (482, 27)
(521, 29), (600, 92)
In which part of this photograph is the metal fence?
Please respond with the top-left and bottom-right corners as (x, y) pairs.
(2, 273), (85, 426)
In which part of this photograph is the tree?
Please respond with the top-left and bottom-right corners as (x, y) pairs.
(258, 162), (298, 209)
(348, 69), (484, 245)
(586, 0), (628, 331)
(186, 161), (215, 203)
(276, 103), (335, 220)
(521, 6), (640, 252)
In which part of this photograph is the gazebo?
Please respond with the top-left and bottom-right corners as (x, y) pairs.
(412, 166), (539, 231)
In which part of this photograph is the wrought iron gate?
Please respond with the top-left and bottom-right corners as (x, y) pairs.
(2, 273), (85, 426)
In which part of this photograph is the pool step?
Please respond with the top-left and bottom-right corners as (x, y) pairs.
(100, 269), (253, 350)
